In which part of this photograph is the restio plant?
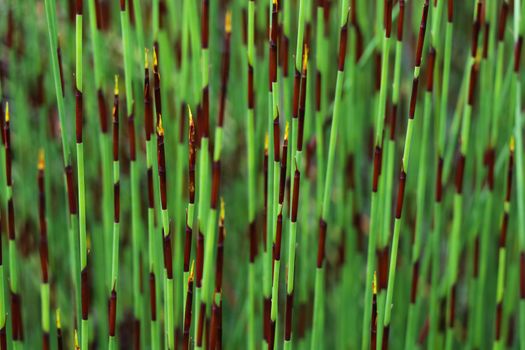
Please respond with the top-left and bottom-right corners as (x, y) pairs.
(0, 0), (524, 349)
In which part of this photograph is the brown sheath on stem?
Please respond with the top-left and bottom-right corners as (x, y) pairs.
(397, 0), (405, 41)
(163, 230), (173, 279)
(410, 261), (420, 303)
(263, 297), (270, 343)
(11, 293), (21, 340)
(196, 232), (204, 287)
(382, 324), (390, 350)
(75, 88), (83, 143)
(273, 118), (280, 162)
(149, 273), (157, 320)
(56, 326), (62, 350)
(471, 2), (482, 58)
(284, 292), (294, 340)
(415, 1), (429, 68)
(196, 303), (206, 346)
(317, 219), (327, 267)
(409, 77), (419, 119)
(273, 212), (283, 261)
(448, 0), (454, 22)
(215, 212), (225, 292)
(515, 37), (523, 73)
(248, 65), (255, 109)
(338, 24), (348, 71)
(183, 270), (194, 349)
(455, 155), (466, 194)
(291, 168), (301, 223)
(436, 157), (444, 202)
(113, 89), (119, 161)
(209, 300), (220, 349)
(66, 165), (78, 214)
(57, 45), (66, 97)
(144, 60), (153, 140)
(279, 138), (288, 204)
(157, 124), (167, 210)
(467, 63), (479, 106)
(426, 48), (436, 91)
(372, 146), (382, 192)
(43, 332), (49, 350)
(395, 170), (407, 219)
(109, 290), (117, 336)
(377, 248), (389, 291)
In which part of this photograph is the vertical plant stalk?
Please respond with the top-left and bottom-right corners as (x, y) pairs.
(473, 2), (508, 347)
(89, 0), (112, 275)
(493, 139), (514, 349)
(155, 103), (174, 350)
(0, 105), (7, 348)
(445, 3), (482, 349)
(183, 263), (194, 350)
(44, 0), (81, 327)
(362, 1), (392, 347)
(314, 0), (326, 216)
(381, 3), (430, 348)
(195, 0), (211, 342)
(202, 11), (231, 321)
(184, 108), (196, 311)
(311, 0), (349, 347)
(284, 47), (308, 350)
(74, 0), (89, 347)
(209, 200), (225, 350)
(246, 0), (257, 346)
(405, 46), (436, 349)
(56, 310), (63, 350)
(430, 0), (453, 347)
(376, 2), (405, 348)
(5, 107), (24, 348)
(144, 49), (160, 350)
(38, 150), (50, 350)
(119, 1), (141, 345)
(108, 76), (120, 350)
(513, 0), (524, 348)
(268, 2), (281, 347)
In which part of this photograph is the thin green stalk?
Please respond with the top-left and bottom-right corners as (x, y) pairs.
(405, 47), (436, 349)
(37, 151), (50, 350)
(445, 4), (482, 349)
(144, 49), (160, 350)
(362, 1), (393, 347)
(493, 140), (514, 350)
(74, 1), (89, 347)
(246, 0), (257, 347)
(429, 1), (453, 347)
(381, 3), (430, 348)
(311, 1), (349, 347)
(108, 77), (120, 350)
(513, 1), (524, 349)
(195, 0), (211, 344)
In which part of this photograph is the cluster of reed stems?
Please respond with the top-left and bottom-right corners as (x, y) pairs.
(0, 0), (524, 349)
